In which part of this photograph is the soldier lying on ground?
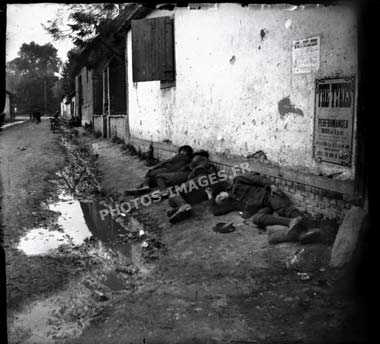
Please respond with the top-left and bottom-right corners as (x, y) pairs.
(168, 171), (271, 223)
(124, 145), (194, 196)
(205, 174), (306, 242)
(166, 153), (226, 223)
(167, 171), (307, 243)
(155, 150), (212, 194)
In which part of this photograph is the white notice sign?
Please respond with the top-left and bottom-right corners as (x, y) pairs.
(292, 36), (320, 74)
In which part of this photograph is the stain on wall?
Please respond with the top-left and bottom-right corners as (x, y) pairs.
(278, 96), (304, 119)
(260, 28), (268, 41)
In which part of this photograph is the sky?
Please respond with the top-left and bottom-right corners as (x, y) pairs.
(6, 3), (74, 64)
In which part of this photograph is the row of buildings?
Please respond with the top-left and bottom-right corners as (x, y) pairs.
(60, 92), (75, 121)
(68, 2), (365, 222)
(1, 90), (15, 121)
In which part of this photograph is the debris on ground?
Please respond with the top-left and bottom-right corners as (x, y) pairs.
(212, 222), (236, 233)
(58, 134), (103, 199)
(297, 272), (312, 281)
(286, 245), (330, 272)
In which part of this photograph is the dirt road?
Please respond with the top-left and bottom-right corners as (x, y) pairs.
(0, 121), (71, 310)
(0, 122), (368, 344)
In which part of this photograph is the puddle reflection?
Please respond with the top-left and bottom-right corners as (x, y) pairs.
(17, 228), (72, 256)
(17, 192), (130, 256)
(17, 192), (92, 255)
(11, 159), (154, 342)
(11, 193), (146, 343)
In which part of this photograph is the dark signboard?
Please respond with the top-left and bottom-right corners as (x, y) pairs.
(313, 76), (355, 167)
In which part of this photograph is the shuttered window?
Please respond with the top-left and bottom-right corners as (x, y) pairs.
(93, 71), (103, 115)
(109, 58), (126, 114)
(103, 68), (109, 114)
(131, 16), (175, 82)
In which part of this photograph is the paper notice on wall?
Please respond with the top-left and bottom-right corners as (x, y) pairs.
(313, 76), (355, 167)
(292, 36), (320, 74)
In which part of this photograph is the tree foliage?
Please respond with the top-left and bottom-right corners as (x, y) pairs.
(54, 48), (83, 98)
(6, 42), (62, 114)
(7, 42), (61, 78)
(43, 3), (128, 99)
(43, 3), (124, 48)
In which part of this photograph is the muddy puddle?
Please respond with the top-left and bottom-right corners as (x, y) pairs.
(10, 182), (151, 343)
(17, 192), (92, 255)
(16, 189), (145, 259)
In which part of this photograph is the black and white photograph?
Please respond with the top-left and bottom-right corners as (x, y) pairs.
(0, 1), (374, 343)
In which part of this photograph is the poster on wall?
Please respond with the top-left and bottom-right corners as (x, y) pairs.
(313, 76), (355, 167)
(292, 36), (320, 74)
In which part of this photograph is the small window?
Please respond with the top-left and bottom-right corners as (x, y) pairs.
(131, 16), (175, 82)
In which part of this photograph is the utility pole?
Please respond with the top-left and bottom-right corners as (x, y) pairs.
(44, 79), (47, 116)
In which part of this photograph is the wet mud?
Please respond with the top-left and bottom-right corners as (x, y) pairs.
(3, 125), (365, 344)
(7, 134), (154, 343)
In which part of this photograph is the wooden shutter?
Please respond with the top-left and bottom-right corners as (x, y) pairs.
(103, 68), (109, 114)
(93, 71), (103, 115)
(131, 17), (175, 82)
(109, 58), (126, 114)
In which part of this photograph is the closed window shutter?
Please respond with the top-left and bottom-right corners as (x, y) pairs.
(132, 17), (175, 82)
(103, 68), (109, 114)
(109, 59), (126, 114)
(163, 17), (175, 81)
(93, 71), (103, 115)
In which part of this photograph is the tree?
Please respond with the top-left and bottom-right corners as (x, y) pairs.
(44, 4), (131, 98)
(43, 3), (125, 48)
(6, 42), (62, 115)
(53, 48), (83, 98)
(7, 42), (61, 78)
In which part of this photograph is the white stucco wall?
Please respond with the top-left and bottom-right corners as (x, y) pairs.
(60, 97), (72, 120)
(76, 66), (94, 125)
(94, 115), (104, 135)
(4, 93), (11, 118)
(126, 3), (358, 178)
(108, 116), (125, 140)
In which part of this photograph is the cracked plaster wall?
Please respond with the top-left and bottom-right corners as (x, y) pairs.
(126, 3), (357, 179)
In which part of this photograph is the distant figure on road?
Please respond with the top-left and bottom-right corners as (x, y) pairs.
(34, 108), (41, 124)
(50, 111), (60, 131)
